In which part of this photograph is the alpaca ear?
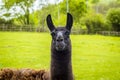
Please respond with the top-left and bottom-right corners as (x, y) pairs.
(46, 14), (55, 32)
(66, 13), (73, 31)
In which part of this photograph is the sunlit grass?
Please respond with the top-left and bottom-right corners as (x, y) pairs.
(72, 35), (120, 80)
(0, 32), (120, 80)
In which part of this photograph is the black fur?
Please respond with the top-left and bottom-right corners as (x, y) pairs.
(46, 13), (73, 80)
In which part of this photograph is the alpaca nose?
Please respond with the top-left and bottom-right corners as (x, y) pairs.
(56, 31), (64, 42)
(56, 37), (64, 42)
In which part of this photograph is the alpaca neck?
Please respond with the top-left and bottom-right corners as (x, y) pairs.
(51, 49), (71, 63)
(50, 41), (73, 80)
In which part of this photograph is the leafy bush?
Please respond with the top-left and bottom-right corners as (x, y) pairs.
(106, 8), (120, 31)
(82, 13), (110, 34)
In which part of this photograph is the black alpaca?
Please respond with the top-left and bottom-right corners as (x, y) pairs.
(46, 13), (73, 80)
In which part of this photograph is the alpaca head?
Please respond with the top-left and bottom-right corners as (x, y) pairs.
(46, 13), (73, 51)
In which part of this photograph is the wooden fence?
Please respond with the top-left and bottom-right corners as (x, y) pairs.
(0, 24), (88, 34)
(97, 31), (120, 36)
(0, 24), (48, 32)
(0, 24), (120, 36)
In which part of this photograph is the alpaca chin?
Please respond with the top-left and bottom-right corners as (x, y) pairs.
(55, 43), (66, 51)
(56, 46), (64, 51)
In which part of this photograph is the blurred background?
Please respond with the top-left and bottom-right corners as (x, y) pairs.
(0, 0), (120, 80)
(0, 0), (120, 35)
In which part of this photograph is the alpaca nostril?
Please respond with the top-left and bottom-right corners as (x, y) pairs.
(60, 38), (63, 41)
(57, 38), (63, 42)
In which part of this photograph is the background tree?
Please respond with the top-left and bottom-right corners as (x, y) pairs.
(107, 8), (120, 31)
(60, 0), (87, 21)
(91, 0), (100, 13)
(2, 0), (34, 25)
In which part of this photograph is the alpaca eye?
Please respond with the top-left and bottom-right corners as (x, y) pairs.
(51, 32), (56, 36)
(65, 31), (70, 35)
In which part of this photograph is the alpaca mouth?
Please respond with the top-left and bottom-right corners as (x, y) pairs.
(56, 44), (65, 51)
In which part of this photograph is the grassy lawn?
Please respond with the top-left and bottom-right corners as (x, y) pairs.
(0, 32), (120, 80)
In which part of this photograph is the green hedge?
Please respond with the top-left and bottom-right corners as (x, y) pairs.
(81, 13), (111, 34)
(106, 8), (120, 31)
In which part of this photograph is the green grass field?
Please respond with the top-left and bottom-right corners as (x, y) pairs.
(0, 32), (120, 80)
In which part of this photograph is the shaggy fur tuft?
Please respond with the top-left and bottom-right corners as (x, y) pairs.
(0, 68), (49, 80)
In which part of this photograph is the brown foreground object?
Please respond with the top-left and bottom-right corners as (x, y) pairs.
(0, 68), (49, 80)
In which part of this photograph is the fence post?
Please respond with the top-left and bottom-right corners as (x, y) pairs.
(2, 24), (5, 31)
